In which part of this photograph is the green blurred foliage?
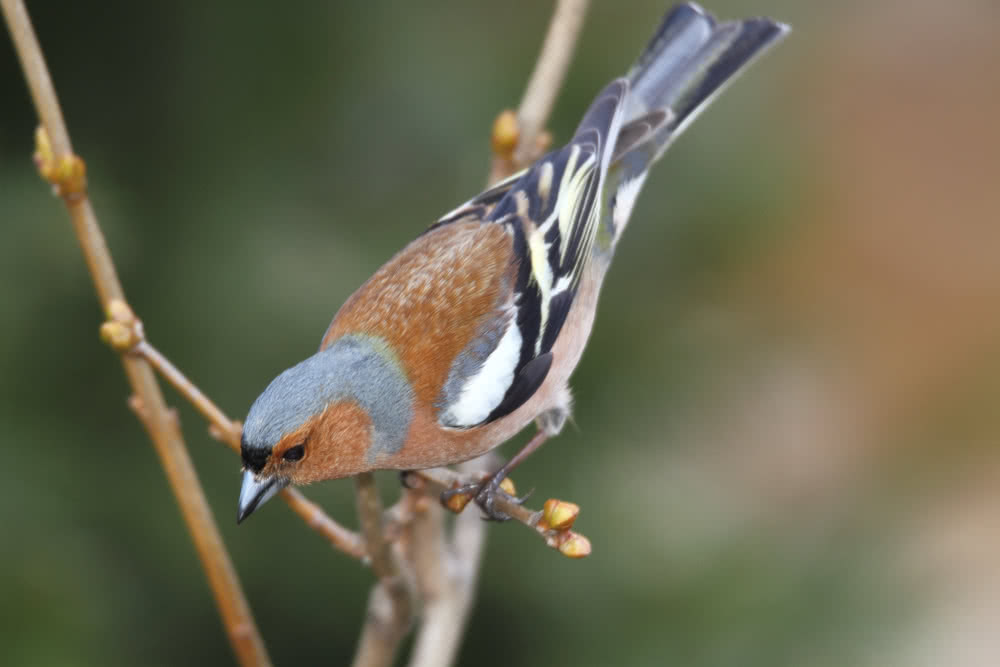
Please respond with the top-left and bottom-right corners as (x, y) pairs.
(4, 1), (999, 665)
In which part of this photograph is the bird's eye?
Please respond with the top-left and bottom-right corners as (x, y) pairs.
(283, 444), (305, 462)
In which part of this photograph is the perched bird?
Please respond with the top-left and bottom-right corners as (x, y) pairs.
(238, 3), (789, 523)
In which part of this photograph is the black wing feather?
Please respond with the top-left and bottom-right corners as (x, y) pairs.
(484, 353), (553, 424)
(429, 80), (627, 425)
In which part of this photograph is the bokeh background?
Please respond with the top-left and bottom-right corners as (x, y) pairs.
(3, 0), (999, 665)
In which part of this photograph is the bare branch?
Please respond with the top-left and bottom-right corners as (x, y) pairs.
(281, 487), (366, 559)
(489, 0), (590, 183)
(351, 473), (415, 667)
(355, 473), (395, 580)
(410, 467), (591, 558)
(1, 2), (270, 664)
(352, 580), (408, 667)
(134, 341), (241, 448)
(515, 0), (589, 163)
(406, 461), (487, 667)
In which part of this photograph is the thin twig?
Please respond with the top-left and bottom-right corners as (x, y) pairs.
(409, 467), (590, 558)
(281, 487), (366, 559)
(355, 473), (396, 580)
(514, 0), (589, 164)
(135, 341), (239, 447)
(352, 473), (414, 667)
(405, 502), (453, 667)
(489, 0), (590, 183)
(133, 341), (366, 558)
(1, 2), (270, 664)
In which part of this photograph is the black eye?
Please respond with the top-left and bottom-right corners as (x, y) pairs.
(283, 444), (305, 462)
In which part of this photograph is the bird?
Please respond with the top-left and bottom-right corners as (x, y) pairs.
(237, 3), (789, 523)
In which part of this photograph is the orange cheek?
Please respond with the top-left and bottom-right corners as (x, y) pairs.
(288, 401), (374, 485)
(260, 421), (311, 478)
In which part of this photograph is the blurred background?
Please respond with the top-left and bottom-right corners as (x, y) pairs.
(2, 0), (999, 665)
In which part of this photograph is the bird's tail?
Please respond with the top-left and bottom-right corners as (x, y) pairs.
(620, 3), (789, 162)
(600, 3), (788, 249)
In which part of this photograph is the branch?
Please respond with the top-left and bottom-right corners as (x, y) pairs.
(1, 2), (270, 664)
(132, 340), (240, 448)
(489, 0), (591, 184)
(409, 468), (591, 558)
(130, 339), (365, 559)
(281, 487), (366, 559)
(406, 462), (487, 667)
(352, 473), (414, 667)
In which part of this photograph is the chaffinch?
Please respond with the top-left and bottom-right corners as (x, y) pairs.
(237, 3), (789, 522)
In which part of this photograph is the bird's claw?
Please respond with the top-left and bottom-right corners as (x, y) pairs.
(439, 476), (527, 522)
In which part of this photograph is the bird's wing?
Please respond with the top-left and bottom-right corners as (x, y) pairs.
(322, 219), (520, 419)
(431, 80), (629, 428)
(324, 81), (627, 430)
(430, 170), (524, 232)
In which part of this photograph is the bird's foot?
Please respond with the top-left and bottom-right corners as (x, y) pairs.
(440, 474), (528, 522)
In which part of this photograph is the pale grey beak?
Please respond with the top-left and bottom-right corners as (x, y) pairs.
(237, 470), (288, 523)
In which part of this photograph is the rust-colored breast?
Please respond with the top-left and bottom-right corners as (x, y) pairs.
(322, 222), (515, 408)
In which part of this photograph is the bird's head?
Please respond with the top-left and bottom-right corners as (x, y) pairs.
(237, 334), (413, 523)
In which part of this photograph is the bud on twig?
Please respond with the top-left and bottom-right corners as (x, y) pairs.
(539, 498), (579, 532)
(33, 126), (87, 198)
(555, 531), (591, 559)
(99, 320), (134, 351)
(443, 487), (473, 513)
(99, 299), (144, 352)
(490, 110), (520, 160)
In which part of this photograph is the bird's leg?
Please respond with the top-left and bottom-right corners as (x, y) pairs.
(440, 428), (553, 521)
(441, 402), (569, 520)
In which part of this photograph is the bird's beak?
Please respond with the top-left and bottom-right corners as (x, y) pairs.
(237, 470), (288, 523)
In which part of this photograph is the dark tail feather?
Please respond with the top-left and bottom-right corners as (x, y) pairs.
(599, 3), (788, 251)
(619, 3), (789, 164)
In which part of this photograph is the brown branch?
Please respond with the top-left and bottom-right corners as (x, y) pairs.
(488, 0), (590, 184)
(134, 341), (240, 448)
(514, 0), (589, 164)
(1, 2), (271, 665)
(132, 340), (365, 558)
(409, 467), (590, 558)
(355, 473), (396, 580)
(352, 473), (414, 667)
(280, 487), (366, 559)
(405, 502), (455, 667)
(406, 461), (487, 667)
